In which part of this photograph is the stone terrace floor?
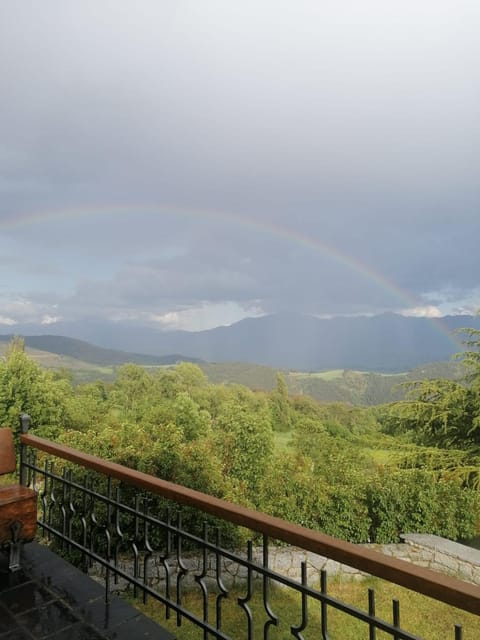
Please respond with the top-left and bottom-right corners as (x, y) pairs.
(0, 542), (174, 640)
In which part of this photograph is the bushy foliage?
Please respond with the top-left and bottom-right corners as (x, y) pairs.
(270, 373), (292, 432)
(378, 323), (480, 450)
(0, 337), (69, 438)
(379, 379), (479, 448)
(3, 336), (480, 546)
(259, 453), (328, 530)
(213, 395), (274, 502)
(367, 468), (479, 542)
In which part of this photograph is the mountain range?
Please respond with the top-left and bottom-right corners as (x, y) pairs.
(4, 313), (480, 372)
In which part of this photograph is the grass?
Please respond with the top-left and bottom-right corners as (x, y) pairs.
(365, 448), (400, 465)
(273, 430), (293, 452)
(130, 576), (480, 639)
(289, 369), (346, 380)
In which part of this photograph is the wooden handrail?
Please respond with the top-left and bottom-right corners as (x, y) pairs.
(21, 433), (480, 615)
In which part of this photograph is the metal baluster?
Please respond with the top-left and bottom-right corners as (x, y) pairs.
(19, 414), (30, 486)
(48, 461), (56, 540)
(66, 469), (75, 554)
(454, 624), (462, 640)
(132, 494), (141, 598)
(320, 570), (330, 640)
(143, 497), (153, 604)
(30, 449), (37, 491)
(262, 534), (278, 640)
(176, 512), (189, 627)
(194, 523), (210, 640)
(237, 541), (254, 640)
(162, 508), (173, 620)
(113, 486), (124, 585)
(60, 468), (68, 551)
(392, 599), (400, 640)
(89, 478), (100, 569)
(104, 478), (113, 601)
(80, 474), (89, 572)
(40, 459), (49, 535)
(291, 562), (308, 640)
(368, 588), (377, 640)
(215, 528), (228, 633)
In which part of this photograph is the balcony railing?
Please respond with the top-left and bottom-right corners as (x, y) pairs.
(17, 420), (480, 640)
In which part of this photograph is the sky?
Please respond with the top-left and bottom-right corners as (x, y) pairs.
(0, 1), (479, 332)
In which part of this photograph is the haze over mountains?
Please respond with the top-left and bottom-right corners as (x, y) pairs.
(5, 313), (480, 372)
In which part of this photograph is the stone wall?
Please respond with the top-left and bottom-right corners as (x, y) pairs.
(89, 534), (480, 592)
(399, 534), (480, 585)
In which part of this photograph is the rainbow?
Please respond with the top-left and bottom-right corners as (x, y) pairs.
(1, 203), (461, 347)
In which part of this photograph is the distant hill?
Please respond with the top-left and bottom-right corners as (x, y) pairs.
(0, 334), (202, 367)
(200, 360), (465, 406)
(0, 333), (466, 404)
(5, 312), (480, 372)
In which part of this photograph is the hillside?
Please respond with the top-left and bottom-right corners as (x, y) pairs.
(200, 360), (464, 405)
(0, 334), (202, 367)
(9, 313), (479, 372)
(0, 333), (463, 404)
(0, 335), (202, 383)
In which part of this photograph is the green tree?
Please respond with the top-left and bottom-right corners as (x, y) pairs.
(109, 363), (154, 421)
(172, 362), (208, 392)
(64, 381), (109, 431)
(0, 337), (69, 437)
(270, 372), (292, 432)
(292, 415), (326, 464)
(259, 452), (328, 529)
(366, 468), (479, 542)
(173, 391), (211, 441)
(381, 379), (478, 449)
(456, 324), (480, 389)
(214, 397), (274, 501)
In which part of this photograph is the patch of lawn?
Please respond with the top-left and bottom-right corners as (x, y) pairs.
(130, 576), (480, 639)
(290, 369), (346, 381)
(273, 430), (293, 452)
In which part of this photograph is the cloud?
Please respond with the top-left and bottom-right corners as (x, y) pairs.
(0, 2), (478, 330)
(400, 306), (443, 319)
(41, 315), (62, 325)
(0, 297), (61, 326)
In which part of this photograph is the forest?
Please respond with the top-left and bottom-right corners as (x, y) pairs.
(1, 330), (480, 546)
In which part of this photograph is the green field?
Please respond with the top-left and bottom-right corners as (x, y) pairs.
(132, 576), (480, 640)
(289, 369), (347, 380)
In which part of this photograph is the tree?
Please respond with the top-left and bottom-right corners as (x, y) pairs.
(64, 381), (109, 431)
(381, 378), (477, 448)
(366, 468), (479, 542)
(292, 415), (326, 463)
(173, 391), (211, 440)
(108, 363), (154, 421)
(214, 397), (274, 501)
(0, 337), (69, 437)
(456, 324), (480, 393)
(379, 321), (480, 450)
(259, 452), (328, 529)
(172, 362), (208, 392)
(270, 372), (292, 432)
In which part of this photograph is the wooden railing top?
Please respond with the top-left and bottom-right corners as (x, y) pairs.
(21, 432), (480, 616)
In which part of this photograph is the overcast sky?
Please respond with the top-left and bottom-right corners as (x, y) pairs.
(1, 1), (479, 332)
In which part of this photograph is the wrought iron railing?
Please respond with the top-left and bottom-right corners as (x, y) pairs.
(17, 418), (480, 640)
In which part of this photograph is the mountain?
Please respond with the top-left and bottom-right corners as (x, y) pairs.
(0, 334), (201, 367)
(5, 313), (480, 372)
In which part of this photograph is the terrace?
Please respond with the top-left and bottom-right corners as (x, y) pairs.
(2, 415), (480, 639)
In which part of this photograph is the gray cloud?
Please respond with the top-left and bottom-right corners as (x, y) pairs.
(0, 1), (479, 329)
